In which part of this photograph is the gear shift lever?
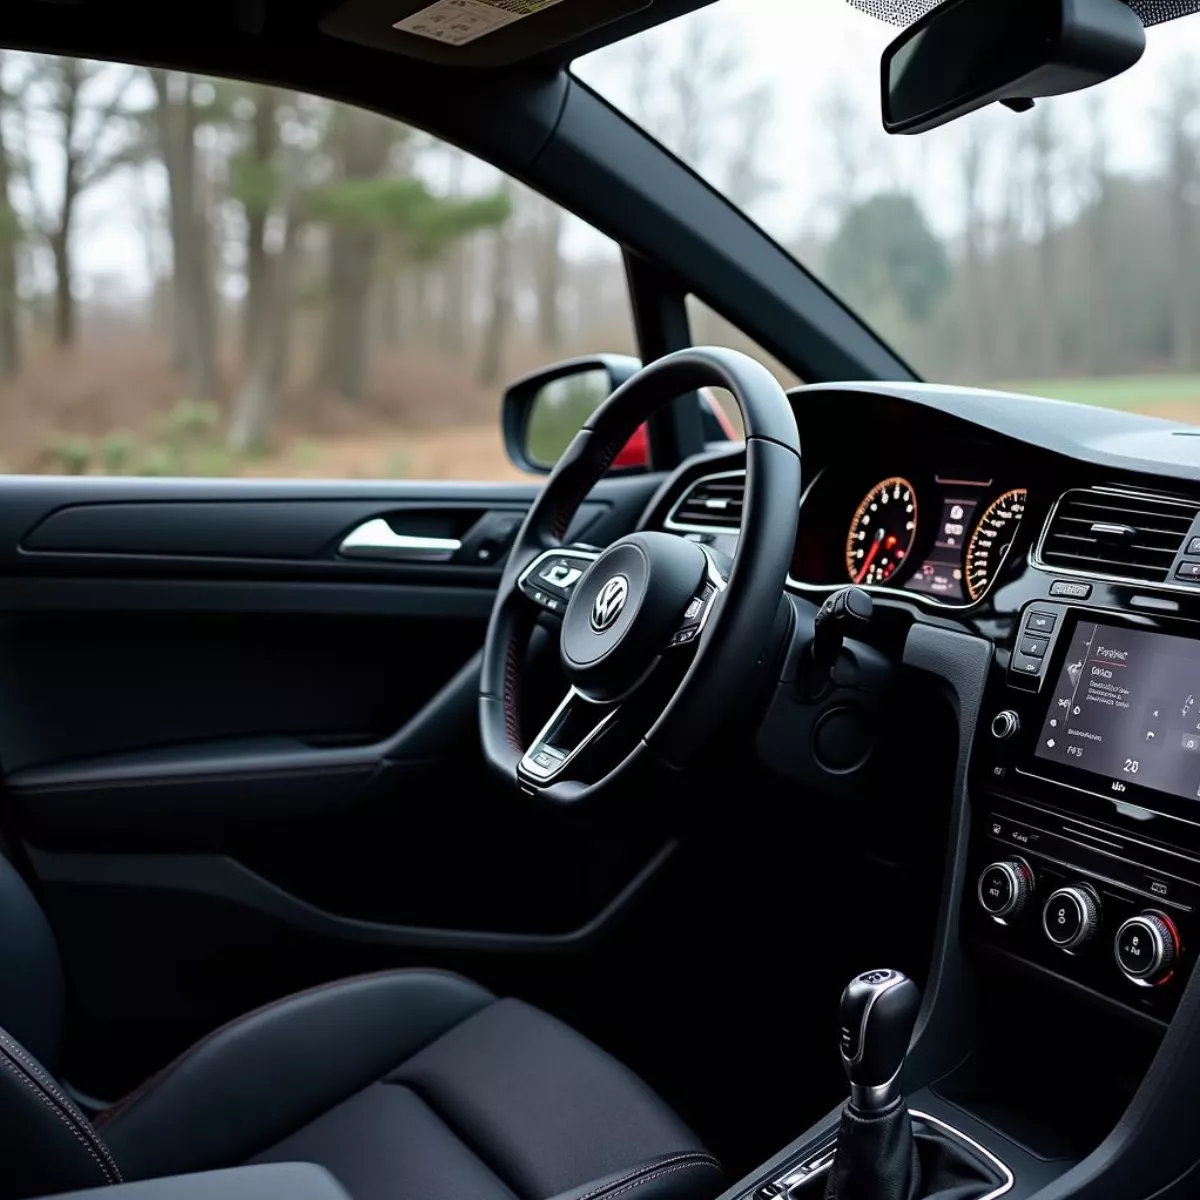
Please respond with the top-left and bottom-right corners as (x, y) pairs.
(821, 971), (1005, 1200)
(838, 969), (921, 1113)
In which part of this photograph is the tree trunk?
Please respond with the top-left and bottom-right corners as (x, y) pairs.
(152, 70), (218, 399)
(50, 220), (74, 347)
(318, 226), (378, 400)
(478, 184), (513, 386)
(229, 211), (299, 453)
(437, 151), (467, 354)
(316, 107), (394, 401)
(242, 87), (279, 362)
(535, 199), (563, 350)
(0, 91), (19, 380)
(51, 62), (81, 349)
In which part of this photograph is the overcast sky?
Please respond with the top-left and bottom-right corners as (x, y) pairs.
(53, 0), (1200, 287)
(578, 0), (1200, 243)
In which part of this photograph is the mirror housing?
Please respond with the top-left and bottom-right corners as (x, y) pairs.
(882, 0), (1145, 136)
(502, 355), (642, 474)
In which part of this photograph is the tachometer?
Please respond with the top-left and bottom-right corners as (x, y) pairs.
(966, 489), (1028, 602)
(846, 477), (918, 586)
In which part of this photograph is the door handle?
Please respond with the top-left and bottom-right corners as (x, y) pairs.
(339, 519), (462, 562)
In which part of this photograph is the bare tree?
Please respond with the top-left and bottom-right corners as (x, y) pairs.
(240, 85), (280, 362)
(1159, 60), (1200, 371)
(1084, 95), (1113, 375)
(0, 53), (21, 378)
(478, 178), (514, 386)
(958, 116), (990, 378)
(1026, 104), (1061, 373)
(228, 151), (304, 453)
(34, 57), (140, 347)
(533, 193), (564, 350)
(149, 69), (218, 398)
(315, 105), (397, 401)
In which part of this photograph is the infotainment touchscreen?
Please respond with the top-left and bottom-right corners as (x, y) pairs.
(1036, 620), (1200, 802)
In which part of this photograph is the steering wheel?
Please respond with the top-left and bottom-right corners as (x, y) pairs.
(479, 347), (802, 804)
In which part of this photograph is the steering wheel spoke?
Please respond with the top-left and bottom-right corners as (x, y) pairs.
(518, 688), (622, 787)
(516, 547), (600, 617)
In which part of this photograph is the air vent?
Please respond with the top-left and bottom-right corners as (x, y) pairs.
(667, 471), (746, 533)
(1039, 488), (1200, 583)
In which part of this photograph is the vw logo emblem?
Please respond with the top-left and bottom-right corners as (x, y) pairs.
(590, 575), (630, 633)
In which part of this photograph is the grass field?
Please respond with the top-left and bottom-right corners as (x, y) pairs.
(996, 376), (1200, 422)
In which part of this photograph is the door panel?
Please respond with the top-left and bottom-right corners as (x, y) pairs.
(0, 473), (672, 1097)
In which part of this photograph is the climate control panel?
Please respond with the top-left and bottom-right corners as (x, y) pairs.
(967, 799), (1198, 1020)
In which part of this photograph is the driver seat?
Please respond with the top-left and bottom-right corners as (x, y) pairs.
(0, 854), (721, 1200)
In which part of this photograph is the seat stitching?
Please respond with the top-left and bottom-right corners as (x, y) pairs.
(0, 1031), (122, 1180)
(96, 968), (491, 1130)
(571, 1155), (722, 1200)
(585, 1160), (723, 1200)
(0, 1052), (117, 1185)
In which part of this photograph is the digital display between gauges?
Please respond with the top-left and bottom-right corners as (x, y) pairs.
(966, 488), (1028, 603)
(845, 477), (918, 585)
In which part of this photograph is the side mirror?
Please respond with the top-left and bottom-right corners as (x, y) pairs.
(502, 355), (642, 474)
(882, 0), (1145, 136)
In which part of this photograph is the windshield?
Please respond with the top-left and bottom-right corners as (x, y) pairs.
(577, 1), (1200, 423)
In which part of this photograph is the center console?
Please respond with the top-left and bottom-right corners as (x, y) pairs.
(971, 603), (1200, 1023)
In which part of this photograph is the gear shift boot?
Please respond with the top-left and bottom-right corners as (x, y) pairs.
(822, 1103), (1005, 1200)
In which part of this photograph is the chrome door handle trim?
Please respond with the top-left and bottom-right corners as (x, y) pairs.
(339, 519), (461, 562)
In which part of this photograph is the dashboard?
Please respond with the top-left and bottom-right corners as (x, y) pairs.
(643, 380), (1200, 1028)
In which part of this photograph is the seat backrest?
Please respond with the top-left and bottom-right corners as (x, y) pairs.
(0, 851), (64, 1070)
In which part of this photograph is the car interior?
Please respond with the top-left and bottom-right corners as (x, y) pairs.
(3, 1), (1200, 1199)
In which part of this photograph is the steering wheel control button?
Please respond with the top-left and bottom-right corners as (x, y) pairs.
(541, 562), (584, 590)
(978, 858), (1033, 921)
(1043, 885), (1101, 953)
(1026, 611), (1057, 635)
(991, 711), (1020, 741)
(1115, 912), (1179, 986)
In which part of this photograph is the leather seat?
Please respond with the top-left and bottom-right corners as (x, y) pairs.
(0, 856), (721, 1200)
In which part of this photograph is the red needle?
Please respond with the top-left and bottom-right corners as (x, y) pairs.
(856, 532), (883, 583)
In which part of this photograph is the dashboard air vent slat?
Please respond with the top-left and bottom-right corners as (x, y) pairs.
(1040, 488), (1200, 583)
(668, 471), (746, 533)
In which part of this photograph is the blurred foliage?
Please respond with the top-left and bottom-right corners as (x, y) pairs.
(306, 176), (511, 259)
(43, 400), (241, 477)
(826, 193), (952, 327)
(229, 154), (280, 216)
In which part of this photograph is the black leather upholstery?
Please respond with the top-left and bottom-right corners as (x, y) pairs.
(0, 852), (720, 1200)
(101, 973), (718, 1200)
(41, 1165), (353, 1200)
(0, 855), (63, 1069)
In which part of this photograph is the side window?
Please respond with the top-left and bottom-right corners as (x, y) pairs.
(687, 296), (801, 440)
(0, 55), (635, 479)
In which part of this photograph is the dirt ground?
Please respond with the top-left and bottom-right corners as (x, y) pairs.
(1, 342), (1196, 482)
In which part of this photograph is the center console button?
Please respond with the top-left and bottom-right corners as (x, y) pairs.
(1026, 612), (1056, 634)
(1019, 634), (1050, 658)
(1115, 912), (1179, 985)
(1043, 885), (1101, 952)
(978, 858), (1034, 920)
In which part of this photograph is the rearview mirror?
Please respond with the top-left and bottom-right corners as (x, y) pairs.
(502, 355), (641, 474)
(881, 0), (1145, 136)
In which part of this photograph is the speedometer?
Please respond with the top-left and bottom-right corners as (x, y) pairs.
(846, 477), (918, 585)
(966, 489), (1028, 602)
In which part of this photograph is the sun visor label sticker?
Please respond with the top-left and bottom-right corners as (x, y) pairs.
(395, 0), (565, 45)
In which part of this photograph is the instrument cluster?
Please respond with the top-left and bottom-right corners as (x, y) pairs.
(795, 467), (1029, 606)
